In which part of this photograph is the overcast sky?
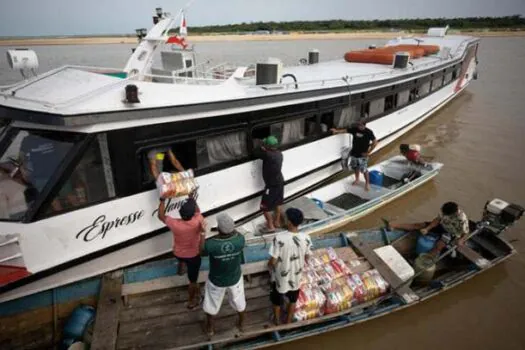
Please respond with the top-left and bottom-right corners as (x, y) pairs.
(0, 0), (524, 36)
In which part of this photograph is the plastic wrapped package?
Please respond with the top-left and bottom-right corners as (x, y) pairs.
(307, 256), (324, 269)
(314, 247), (339, 264)
(361, 273), (380, 300)
(364, 269), (389, 295)
(346, 274), (367, 304)
(294, 287), (326, 321)
(156, 170), (199, 198)
(324, 279), (354, 314)
(330, 258), (352, 279)
(315, 264), (337, 286)
(327, 247), (338, 260)
(299, 267), (320, 288)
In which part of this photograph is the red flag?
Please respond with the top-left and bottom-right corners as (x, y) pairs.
(167, 35), (188, 49)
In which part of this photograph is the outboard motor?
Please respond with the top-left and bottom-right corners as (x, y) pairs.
(482, 198), (524, 233)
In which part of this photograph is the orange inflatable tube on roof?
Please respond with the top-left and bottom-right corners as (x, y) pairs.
(344, 50), (409, 65)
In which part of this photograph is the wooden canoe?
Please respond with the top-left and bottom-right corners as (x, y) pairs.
(1, 199), (521, 349)
(238, 155), (443, 241)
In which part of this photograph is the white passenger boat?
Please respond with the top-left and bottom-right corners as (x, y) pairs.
(0, 6), (479, 301)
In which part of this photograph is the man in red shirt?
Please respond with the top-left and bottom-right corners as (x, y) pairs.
(400, 144), (424, 165)
(158, 192), (206, 309)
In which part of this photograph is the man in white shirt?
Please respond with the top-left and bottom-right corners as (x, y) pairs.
(268, 208), (312, 325)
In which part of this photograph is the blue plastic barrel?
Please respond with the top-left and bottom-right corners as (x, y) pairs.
(416, 234), (438, 255)
(369, 170), (383, 186)
(63, 305), (95, 340)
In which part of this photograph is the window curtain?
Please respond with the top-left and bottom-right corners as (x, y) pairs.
(369, 98), (385, 117)
(206, 132), (247, 165)
(279, 119), (305, 145)
(397, 90), (410, 106)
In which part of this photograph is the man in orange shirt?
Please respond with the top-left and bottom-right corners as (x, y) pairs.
(158, 191), (206, 309)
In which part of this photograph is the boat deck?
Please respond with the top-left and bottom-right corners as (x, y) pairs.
(117, 274), (272, 349)
(86, 225), (514, 350)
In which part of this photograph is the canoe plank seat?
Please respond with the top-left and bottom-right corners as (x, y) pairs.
(456, 244), (491, 269)
(91, 270), (124, 350)
(346, 233), (419, 304)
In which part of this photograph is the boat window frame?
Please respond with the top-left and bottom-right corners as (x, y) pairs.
(136, 124), (251, 191)
(33, 133), (118, 221)
(249, 112), (322, 153)
(352, 58), (465, 125)
(0, 129), (90, 223)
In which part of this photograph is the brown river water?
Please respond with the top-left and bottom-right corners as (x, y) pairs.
(1, 37), (525, 349)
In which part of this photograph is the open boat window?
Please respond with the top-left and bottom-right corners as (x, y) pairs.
(0, 128), (81, 221)
(444, 72), (453, 85)
(334, 106), (360, 128)
(196, 130), (248, 168)
(368, 98), (385, 118)
(43, 135), (115, 217)
(397, 90), (410, 106)
(409, 87), (419, 102)
(418, 81), (431, 97)
(384, 94), (397, 112)
(252, 116), (318, 149)
(431, 76), (443, 91)
(142, 140), (197, 184)
(141, 130), (248, 183)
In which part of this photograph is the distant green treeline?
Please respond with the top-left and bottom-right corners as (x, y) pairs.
(168, 15), (524, 34)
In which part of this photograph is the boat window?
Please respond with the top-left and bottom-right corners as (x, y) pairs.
(431, 76), (443, 91)
(409, 87), (419, 102)
(252, 116), (317, 148)
(196, 130), (248, 168)
(319, 113), (334, 133)
(443, 72), (453, 85)
(0, 128), (80, 221)
(142, 130), (248, 183)
(44, 135), (115, 216)
(452, 67), (459, 80)
(368, 98), (385, 117)
(142, 140), (197, 184)
(397, 90), (410, 106)
(384, 95), (397, 112)
(334, 106), (360, 128)
(270, 119), (305, 146)
(418, 82), (431, 97)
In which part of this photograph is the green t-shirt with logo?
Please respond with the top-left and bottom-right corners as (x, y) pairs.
(204, 233), (245, 287)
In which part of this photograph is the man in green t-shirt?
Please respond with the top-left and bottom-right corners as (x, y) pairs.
(202, 213), (246, 337)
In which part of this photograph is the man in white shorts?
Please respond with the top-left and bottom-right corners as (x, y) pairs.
(202, 213), (246, 337)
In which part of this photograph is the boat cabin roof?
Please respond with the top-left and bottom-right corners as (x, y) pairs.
(0, 34), (478, 133)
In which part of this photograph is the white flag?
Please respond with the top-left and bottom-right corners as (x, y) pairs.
(180, 12), (188, 36)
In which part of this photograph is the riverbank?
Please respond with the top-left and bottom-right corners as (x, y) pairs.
(1, 30), (524, 46)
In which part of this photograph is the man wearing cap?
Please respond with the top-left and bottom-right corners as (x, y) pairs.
(157, 191), (206, 310)
(268, 208), (313, 325)
(331, 121), (377, 191)
(202, 213), (246, 337)
(255, 135), (284, 233)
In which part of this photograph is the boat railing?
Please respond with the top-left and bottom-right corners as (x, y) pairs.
(142, 72), (226, 85)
